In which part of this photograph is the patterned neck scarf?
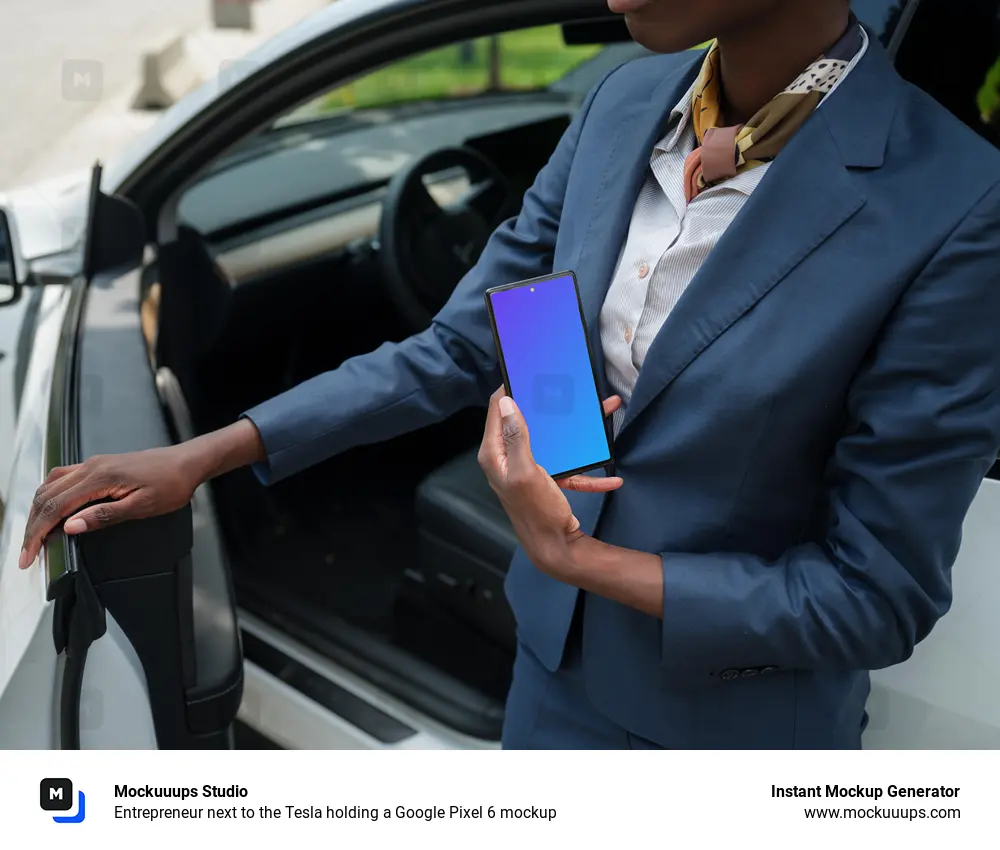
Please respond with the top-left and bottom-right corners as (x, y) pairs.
(684, 15), (865, 203)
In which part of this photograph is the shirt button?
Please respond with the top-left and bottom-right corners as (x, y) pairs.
(637, 262), (650, 279)
(624, 327), (632, 343)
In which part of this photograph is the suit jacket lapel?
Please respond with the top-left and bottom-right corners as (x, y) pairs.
(571, 51), (705, 396)
(616, 117), (865, 435)
(615, 31), (901, 438)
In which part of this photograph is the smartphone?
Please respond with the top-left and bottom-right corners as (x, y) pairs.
(485, 271), (613, 479)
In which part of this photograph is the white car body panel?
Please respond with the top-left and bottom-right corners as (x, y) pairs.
(0, 607), (58, 747)
(865, 479), (1000, 749)
(0, 296), (26, 499)
(0, 285), (70, 747)
(0, 286), (69, 704)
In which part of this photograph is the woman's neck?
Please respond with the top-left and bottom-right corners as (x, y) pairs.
(716, 4), (851, 125)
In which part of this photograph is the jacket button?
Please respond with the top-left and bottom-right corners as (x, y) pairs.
(760, 666), (779, 675)
(720, 669), (740, 681)
(741, 668), (758, 677)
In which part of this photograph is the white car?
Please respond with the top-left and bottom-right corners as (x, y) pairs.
(0, 0), (998, 750)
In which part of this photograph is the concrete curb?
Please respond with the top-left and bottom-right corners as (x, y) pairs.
(132, 32), (204, 110)
(132, 0), (328, 111)
(19, 0), (330, 186)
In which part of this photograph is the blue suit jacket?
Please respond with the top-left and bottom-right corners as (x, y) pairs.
(246, 35), (1000, 748)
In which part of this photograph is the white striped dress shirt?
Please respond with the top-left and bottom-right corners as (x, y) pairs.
(599, 30), (869, 435)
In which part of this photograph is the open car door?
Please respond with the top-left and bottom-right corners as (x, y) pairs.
(0, 165), (243, 749)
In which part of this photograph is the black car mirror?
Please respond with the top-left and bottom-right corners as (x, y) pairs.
(0, 210), (19, 307)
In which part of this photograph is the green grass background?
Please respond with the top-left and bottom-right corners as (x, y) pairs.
(319, 26), (601, 112)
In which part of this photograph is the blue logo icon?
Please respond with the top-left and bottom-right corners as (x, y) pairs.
(40, 778), (86, 823)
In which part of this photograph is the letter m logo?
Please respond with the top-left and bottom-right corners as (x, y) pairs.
(40, 779), (74, 812)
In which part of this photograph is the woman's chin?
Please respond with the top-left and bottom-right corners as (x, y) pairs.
(607, 0), (654, 14)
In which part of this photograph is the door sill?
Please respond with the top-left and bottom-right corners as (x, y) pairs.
(233, 719), (283, 750)
(235, 581), (505, 741)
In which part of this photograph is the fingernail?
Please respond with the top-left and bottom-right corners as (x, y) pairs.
(64, 518), (86, 535)
(18, 548), (30, 570)
(499, 396), (515, 417)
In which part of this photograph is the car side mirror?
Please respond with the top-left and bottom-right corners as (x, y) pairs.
(0, 210), (19, 307)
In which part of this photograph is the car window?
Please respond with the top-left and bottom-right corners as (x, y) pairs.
(279, 25), (603, 125)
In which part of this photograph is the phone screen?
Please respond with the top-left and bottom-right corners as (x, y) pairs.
(486, 272), (612, 479)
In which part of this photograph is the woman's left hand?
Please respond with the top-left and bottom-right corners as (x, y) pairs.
(477, 386), (623, 578)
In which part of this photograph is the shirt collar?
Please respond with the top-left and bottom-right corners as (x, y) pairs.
(655, 78), (699, 155)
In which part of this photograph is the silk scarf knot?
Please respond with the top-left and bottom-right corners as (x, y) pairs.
(684, 16), (865, 203)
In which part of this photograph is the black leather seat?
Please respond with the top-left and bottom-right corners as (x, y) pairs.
(414, 448), (518, 651)
(153, 231), (244, 732)
(156, 366), (244, 738)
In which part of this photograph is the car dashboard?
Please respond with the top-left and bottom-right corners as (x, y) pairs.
(179, 95), (577, 248)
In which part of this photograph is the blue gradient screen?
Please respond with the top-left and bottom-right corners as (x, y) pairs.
(489, 274), (610, 477)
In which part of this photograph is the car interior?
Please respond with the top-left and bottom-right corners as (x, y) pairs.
(118, 0), (1000, 742)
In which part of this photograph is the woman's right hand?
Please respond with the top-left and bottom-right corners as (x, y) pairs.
(18, 445), (201, 570)
(18, 418), (267, 570)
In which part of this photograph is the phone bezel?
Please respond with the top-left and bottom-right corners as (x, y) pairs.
(484, 270), (615, 480)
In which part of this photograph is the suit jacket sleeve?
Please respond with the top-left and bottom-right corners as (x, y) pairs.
(659, 180), (1000, 675)
(242, 74), (612, 485)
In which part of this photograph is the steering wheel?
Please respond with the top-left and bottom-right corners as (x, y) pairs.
(379, 146), (517, 331)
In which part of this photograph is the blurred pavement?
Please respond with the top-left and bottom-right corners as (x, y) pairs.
(0, 0), (328, 191)
(0, 0), (209, 189)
